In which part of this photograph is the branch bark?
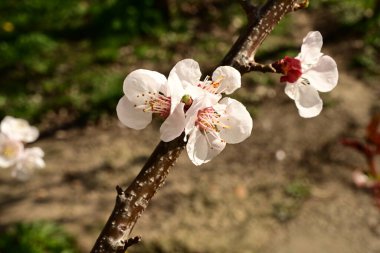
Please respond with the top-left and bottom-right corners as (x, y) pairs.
(91, 1), (301, 252)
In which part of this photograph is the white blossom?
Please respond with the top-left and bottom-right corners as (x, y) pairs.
(283, 31), (339, 118)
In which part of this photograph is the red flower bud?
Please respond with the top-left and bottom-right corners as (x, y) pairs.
(279, 56), (302, 83)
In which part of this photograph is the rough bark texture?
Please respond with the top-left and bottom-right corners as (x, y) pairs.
(91, 137), (186, 253)
(90, 1), (301, 252)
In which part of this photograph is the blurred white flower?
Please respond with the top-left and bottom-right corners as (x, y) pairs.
(0, 116), (45, 180)
(352, 170), (375, 188)
(0, 133), (24, 168)
(282, 31), (339, 118)
(1, 116), (39, 142)
(12, 147), (45, 181)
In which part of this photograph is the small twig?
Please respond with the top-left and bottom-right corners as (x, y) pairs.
(122, 236), (142, 251)
(247, 61), (283, 74)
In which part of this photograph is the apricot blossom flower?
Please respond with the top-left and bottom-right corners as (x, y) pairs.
(1, 115), (39, 143)
(116, 69), (184, 130)
(184, 94), (253, 165)
(117, 59), (243, 143)
(0, 116), (45, 180)
(0, 133), (24, 168)
(116, 59), (253, 165)
(280, 31), (338, 118)
(12, 147), (45, 180)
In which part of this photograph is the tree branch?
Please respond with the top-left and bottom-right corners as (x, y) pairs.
(90, 137), (186, 253)
(220, 0), (298, 73)
(90, 1), (305, 252)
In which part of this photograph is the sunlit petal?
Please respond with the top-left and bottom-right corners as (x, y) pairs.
(116, 96), (152, 130)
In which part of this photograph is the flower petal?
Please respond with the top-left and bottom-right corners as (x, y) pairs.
(0, 116), (39, 143)
(116, 96), (152, 130)
(217, 97), (253, 144)
(160, 103), (186, 142)
(0, 134), (24, 168)
(299, 31), (323, 65)
(294, 84), (323, 118)
(212, 66), (241, 94)
(186, 129), (226, 166)
(167, 69), (185, 113)
(123, 69), (167, 105)
(12, 147), (44, 180)
(285, 83), (297, 100)
(304, 55), (338, 92)
(169, 59), (202, 88)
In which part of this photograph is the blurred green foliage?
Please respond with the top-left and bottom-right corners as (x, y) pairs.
(312, 0), (380, 75)
(0, 0), (378, 124)
(0, 221), (79, 253)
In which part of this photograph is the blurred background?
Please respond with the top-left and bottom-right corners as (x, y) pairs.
(0, 0), (379, 252)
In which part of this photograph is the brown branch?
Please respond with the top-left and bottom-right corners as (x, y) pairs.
(220, 0), (298, 74)
(91, 137), (186, 253)
(90, 1), (305, 252)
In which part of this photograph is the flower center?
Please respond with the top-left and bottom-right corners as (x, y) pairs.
(136, 92), (171, 118)
(1, 141), (21, 160)
(196, 107), (229, 134)
(279, 56), (302, 83)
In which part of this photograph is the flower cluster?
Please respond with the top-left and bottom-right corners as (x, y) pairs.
(278, 31), (339, 118)
(0, 116), (45, 180)
(117, 59), (253, 165)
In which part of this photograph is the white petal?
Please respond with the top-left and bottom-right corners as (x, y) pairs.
(304, 55), (338, 92)
(299, 31), (323, 65)
(217, 97), (253, 144)
(0, 134), (24, 168)
(123, 69), (167, 105)
(183, 84), (222, 104)
(170, 59), (202, 88)
(285, 83), (297, 100)
(186, 129), (225, 166)
(160, 103), (186, 142)
(212, 66), (241, 94)
(167, 70), (185, 113)
(0, 116), (39, 142)
(11, 147), (45, 181)
(294, 84), (323, 118)
(23, 147), (45, 169)
(116, 96), (152, 130)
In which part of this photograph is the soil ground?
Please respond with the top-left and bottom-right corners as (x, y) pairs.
(1, 10), (380, 253)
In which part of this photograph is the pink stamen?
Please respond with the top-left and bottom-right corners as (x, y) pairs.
(137, 92), (171, 118)
(196, 107), (229, 135)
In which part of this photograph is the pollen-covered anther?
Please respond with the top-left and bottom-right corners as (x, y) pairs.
(195, 107), (230, 133)
(196, 76), (225, 94)
(137, 93), (171, 118)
